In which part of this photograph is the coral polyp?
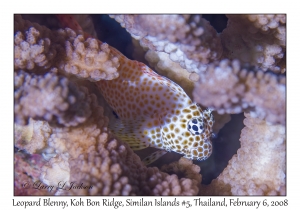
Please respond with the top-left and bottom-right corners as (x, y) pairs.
(14, 14), (285, 196)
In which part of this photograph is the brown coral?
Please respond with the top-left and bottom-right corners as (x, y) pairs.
(145, 50), (195, 98)
(39, 95), (199, 195)
(199, 113), (286, 195)
(221, 14), (286, 73)
(111, 15), (222, 73)
(161, 157), (202, 184)
(14, 152), (55, 195)
(13, 85), (197, 196)
(14, 70), (93, 127)
(193, 59), (286, 125)
(14, 26), (58, 70)
(15, 118), (51, 154)
(14, 15), (120, 81)
(14, 14), (286, 196)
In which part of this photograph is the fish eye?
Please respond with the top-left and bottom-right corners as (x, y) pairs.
(187, 117), (206, 135)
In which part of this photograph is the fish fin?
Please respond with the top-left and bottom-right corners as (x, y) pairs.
(142, 150), (168, 165)
(110, 118), (148, 150)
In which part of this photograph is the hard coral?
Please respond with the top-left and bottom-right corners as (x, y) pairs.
(14, 15), (119, 81)
(14, 152), (54, 195)
(115, 14), (285, 124)
(111, 15), (223, 73)
(103, 14), (286, 195)
(14, 70), (93, 126)
(14, 80), (197, 196)
(193, 59), (286, 124)
(221, 15), (286, 73)
(15, 118), (51, 154)
(199, 113), (286, 195)
(64, 134), (200, 195)
(14, 14), (286, 196)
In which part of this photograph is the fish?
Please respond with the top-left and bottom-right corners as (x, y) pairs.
(56, 15), (215, 164)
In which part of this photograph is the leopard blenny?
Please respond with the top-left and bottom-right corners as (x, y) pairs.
(56, 15), (215, 164)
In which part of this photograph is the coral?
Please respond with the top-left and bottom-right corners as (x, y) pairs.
(39, 94), (200, 195)
(14, 152), (55, 195)
(221, 15), (286, 73)
(14, 14), (286, 196)
(14, 70), (93, 126)
(145, 50), (194, 98)
(46, 94), (108, 160)
(161, 157), (202, 184)
(111, 15), (222, 73)
(115, 14), (285, 125)
(64, 134), (200, 196)
(193, 59), (286, 124)
(39, 93), (108, 190)
(40, 154), (70, 187)
(14, 15), (120, 81)
(199, 113), (286, 195)
(62, 39), (119, 81)
(14, 118), (51, 154)
(14, 96), (200, 195)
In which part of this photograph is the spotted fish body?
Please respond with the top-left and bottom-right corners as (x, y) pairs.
(56, 15), (215, 163)
(97, 58), (214, 162)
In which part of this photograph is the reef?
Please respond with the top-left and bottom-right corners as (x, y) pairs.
(14, 14), (285, 195)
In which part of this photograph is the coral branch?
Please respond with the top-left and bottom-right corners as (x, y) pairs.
(221, 15), (286, 73)
(14, 70), (93, 126)
(193, 59), (286, 124)
(14, 14), (286, 196)
(199, 113), (286, 195)
(14, 15), (120, 81)
(111, 15), (222, 73)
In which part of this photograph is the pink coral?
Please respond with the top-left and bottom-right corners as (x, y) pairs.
(221, 15), (286, 73)
(112, 15), (222, 73)
(14, 152), (55, 195)
(14, 15), (120, 81)
(199, 113), (286, 195)
(193, 59), (285, 124)
(14, 14), (286, 196)
(14, 70), (93, 126)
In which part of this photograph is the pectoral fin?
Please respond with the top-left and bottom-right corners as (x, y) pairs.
(110, 118), (148, 150)
(142, 150), (167, 165)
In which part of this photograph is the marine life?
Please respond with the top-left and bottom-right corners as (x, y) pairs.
(14, 14), (286, 196)
(56, 15), (215, 164)
(97, 59), (215, 164)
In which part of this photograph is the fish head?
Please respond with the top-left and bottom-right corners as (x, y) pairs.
(161, 103), (214, 161)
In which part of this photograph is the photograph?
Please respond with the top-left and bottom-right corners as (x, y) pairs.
(13, 14), (286, 199)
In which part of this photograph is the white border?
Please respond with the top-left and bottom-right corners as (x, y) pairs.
(3, 0), (297, 208)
